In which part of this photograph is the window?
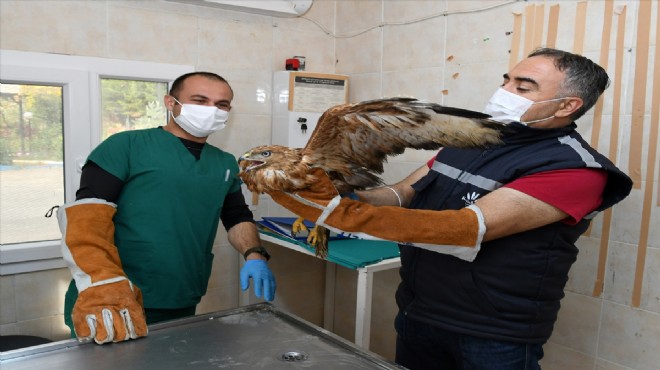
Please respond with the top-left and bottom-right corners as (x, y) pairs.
(0, 83), (64, 245)
(0, 50), (193, 274)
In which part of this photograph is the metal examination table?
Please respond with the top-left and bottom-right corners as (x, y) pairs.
(0, 303), (404, 369)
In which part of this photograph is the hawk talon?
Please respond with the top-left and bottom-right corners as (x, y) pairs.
(291, 217), (309, 236)
(306, 228), (319, 246)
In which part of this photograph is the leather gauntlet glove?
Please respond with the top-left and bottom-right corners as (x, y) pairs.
(268, 168), (485, 261)
(57, 199), (148, 344)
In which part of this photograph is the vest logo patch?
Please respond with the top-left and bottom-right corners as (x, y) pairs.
(462, 191), (480, 206)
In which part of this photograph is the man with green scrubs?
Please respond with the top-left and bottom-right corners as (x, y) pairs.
(57, 72), (275, 344)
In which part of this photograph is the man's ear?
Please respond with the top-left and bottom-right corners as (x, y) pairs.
(163, 95), (176, 112)
(554, 97), (583, 118)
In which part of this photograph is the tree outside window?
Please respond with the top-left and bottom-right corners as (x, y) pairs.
(100, 79), (168, 139)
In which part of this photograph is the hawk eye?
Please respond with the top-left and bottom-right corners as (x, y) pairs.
(261, 151), (271, 157)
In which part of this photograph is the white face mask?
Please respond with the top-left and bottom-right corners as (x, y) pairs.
(170, 97), (229, 137)
(484, 88), (567, 125)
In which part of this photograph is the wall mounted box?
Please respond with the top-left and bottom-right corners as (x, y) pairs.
(272, 71), (349, 148)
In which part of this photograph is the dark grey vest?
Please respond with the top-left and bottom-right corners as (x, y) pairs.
(396, 123), (632, 343)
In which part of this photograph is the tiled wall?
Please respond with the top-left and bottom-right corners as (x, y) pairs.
(1, 1), (658, 369)
(0, 268), (72, 341)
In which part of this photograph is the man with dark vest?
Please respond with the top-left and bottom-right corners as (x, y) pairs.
(269, 48), (632, 369)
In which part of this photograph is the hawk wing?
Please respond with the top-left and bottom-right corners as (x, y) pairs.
(300, 97), (506, 193)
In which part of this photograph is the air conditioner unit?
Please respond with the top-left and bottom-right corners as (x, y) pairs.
(166, 0), (313, 18)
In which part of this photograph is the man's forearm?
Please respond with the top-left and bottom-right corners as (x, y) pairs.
(356, 185), (406, 206)
(356, 164), (427, 207)
(227, 221), (263, 256)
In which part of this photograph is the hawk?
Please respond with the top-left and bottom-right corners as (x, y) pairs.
(238, 97), (507, 258)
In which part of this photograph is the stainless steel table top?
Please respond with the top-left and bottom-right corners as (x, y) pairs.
(0, 303), (404, 369)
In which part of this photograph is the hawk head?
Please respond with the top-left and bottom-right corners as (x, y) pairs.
(238, 145), (314, 194)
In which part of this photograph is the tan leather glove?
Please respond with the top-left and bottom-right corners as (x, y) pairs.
(267, 168), (339, 222)
(268, 168), (485, 261)
(57, 199), (148, 344)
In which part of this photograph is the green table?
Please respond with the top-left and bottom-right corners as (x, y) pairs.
(258, 230), (400, 269)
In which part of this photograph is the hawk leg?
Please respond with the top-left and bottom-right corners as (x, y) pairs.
(291, 217), (330, 259)
(291, 217), (329, 259)
(307, 225), (329, 259)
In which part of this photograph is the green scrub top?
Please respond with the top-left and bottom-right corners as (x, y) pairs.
(82, 127), (240, 309)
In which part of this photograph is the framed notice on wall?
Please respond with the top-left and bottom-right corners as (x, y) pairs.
(287, 72), (349, 112)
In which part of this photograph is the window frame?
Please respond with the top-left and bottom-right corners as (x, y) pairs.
(0, 50), (194, 275)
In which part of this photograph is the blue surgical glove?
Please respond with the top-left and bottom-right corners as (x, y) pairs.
(240, 260), (276, 301)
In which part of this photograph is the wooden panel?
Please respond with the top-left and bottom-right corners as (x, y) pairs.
(532, 4), (545, 49)
(593, 5), (627, 298)
(523, 5), (536, 56)
(631, 0), (659, 308)
(546, 4), (560, 48)
(589, 0), (614, 148)
(573, 1), (588, 54)
(628, 0), (653, 188)
(509, 13), (523, 70)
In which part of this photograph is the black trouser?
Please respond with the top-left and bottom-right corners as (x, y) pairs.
(394, 312), (544, 370)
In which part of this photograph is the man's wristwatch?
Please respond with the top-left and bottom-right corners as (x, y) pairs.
(243, 246), (271, 261)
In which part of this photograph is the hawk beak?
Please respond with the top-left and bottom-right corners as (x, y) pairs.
(238, 153), (251, 168)
(238, 154), (264, 172)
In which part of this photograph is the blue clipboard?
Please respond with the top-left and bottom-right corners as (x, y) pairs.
(256, 217), (348, 241)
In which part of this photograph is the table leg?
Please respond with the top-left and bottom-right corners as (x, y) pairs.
(323, 262), (336, 331)
(354, 267), (373, 349)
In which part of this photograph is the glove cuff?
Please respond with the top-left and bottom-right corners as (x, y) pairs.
(403, 204), (485, 262)
(57, 198), (127, 292)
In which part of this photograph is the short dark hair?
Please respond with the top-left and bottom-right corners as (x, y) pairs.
(169, 71), (233, 99)
(528, 48), (610, 121)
